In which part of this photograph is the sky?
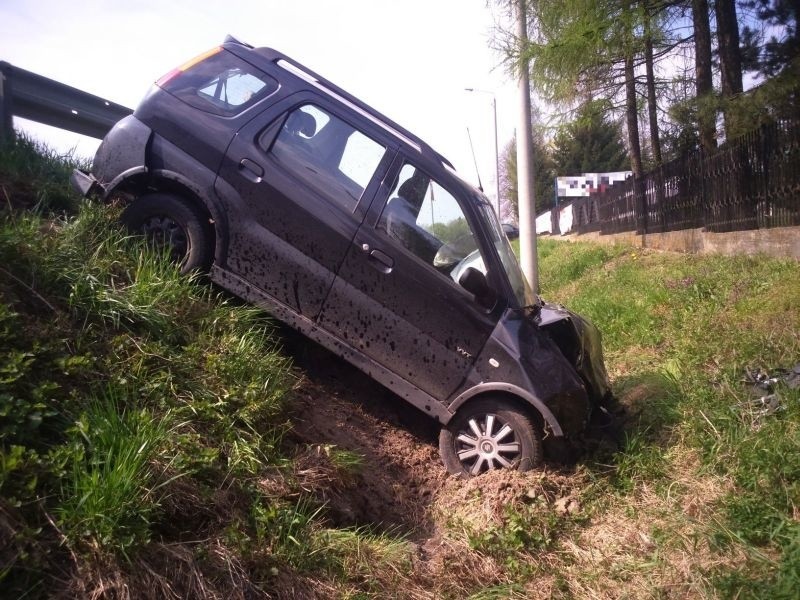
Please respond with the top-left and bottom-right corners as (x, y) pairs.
(0, 0), (522, 203)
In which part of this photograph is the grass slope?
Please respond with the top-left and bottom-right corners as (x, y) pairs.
(513, 238), (800, 598)
(1, 136), (798, 598)
(0, 137), (412, 598)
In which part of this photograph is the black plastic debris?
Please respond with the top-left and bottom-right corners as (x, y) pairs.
(744, 364), (800, 392)
(785, 364), (800, 390)
(739, 364), (800, 428)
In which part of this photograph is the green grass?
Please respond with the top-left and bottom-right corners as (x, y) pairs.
(528, 237), (800, 596)
(1, 135), (420, 599)
(57, 385), (175, 558)
(2, 136), (798, 598)
(0, 132), (86, 214)
(0, 137), (308, 595)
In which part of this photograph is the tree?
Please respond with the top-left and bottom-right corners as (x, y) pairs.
(551, 101), (629, 174)
(741, 0), (800, 78)
(643, 6), (663, 166)
(715, 0), (745, 137)
(692, 0), (717, 151)
(621, 0), (645, 178)
(493, 0), (794, 176)
(500, 0), (669, 177)
(739, 1), (800, 122)
(500, 130), (555, 219)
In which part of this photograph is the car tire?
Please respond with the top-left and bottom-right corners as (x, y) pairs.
(120, 193), (212, 274)
(439, 398), (543, 476)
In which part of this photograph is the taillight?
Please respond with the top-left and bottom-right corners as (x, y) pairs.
(156, 46), (223, 87)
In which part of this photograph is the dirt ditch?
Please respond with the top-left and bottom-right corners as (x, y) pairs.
(278, 327), (631, 598)
(283, 329), (447, 536)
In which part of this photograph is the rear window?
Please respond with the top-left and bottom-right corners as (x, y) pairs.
(159, 49), (278, 116)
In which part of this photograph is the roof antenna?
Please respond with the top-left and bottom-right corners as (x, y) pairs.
(466, 127), (484, 192)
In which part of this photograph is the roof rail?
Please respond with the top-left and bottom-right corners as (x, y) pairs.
(251, 46), (454, 169)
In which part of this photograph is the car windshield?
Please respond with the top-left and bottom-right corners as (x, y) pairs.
(476, 201), (536, 307)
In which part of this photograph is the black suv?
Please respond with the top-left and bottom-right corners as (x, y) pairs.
(72, 36), (613, 477)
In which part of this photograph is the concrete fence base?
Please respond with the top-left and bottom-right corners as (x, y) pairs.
(561, 225), (800, 260)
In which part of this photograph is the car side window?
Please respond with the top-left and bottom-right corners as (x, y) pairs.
(267, 104), (386, 212)
(378, 163), (484, 284)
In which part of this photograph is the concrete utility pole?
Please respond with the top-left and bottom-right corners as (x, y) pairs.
(515, 0), (539, 294)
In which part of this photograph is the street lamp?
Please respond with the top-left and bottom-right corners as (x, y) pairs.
(465, 88), (500, 218)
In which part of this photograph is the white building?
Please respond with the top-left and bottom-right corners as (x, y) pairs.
(536, 171), (631, 235)
(556, 171), (631, 199)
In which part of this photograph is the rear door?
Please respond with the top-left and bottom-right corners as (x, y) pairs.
(214, 95), (394, 320)
(317, 158), (499, 401)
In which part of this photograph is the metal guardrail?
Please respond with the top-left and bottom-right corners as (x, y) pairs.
(0, 61), (132, 141)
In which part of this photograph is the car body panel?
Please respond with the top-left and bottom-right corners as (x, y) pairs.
(453, 309), (592, 437)
(212, 92), (395, 320)
(211, 263), (451, 423)
(70, 37), (614, 444)
(89, 114), (151, 196)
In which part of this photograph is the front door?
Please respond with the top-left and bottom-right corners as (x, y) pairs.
(317, 159), (499, 401)
(215, 98), (393, 319)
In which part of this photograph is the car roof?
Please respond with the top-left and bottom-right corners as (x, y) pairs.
(221, 39), (455, 171)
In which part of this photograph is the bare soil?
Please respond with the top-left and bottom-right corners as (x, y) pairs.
(282, 328), (447, 537)
(278, 326), (619, 598)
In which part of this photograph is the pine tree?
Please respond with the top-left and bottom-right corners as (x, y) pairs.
(715, 0), (746, 137)
(692, 0), (717, 151)
(741, 0), (799, 78)
(551, 102), (629, 175)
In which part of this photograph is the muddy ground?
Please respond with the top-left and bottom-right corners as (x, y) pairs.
(277, 326), (607, 597)
(282, 327), (447, 536)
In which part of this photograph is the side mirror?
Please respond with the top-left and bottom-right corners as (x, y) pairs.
(458, 267), (497, 310)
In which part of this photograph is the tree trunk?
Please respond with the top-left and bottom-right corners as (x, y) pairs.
(621, 0), (643, 178)
(624, 46), (646, 233)
(692, 0), (716, 151)
(715, 0), (744, 138)
(644, 17), (662, 166)
(624, 56), (643, 179)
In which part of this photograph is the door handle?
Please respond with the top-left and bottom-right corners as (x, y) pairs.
(367, 248), (393, 274)
(238, 158), (264, 183)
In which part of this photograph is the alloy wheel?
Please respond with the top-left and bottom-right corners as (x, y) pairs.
(455, 413), (521, 475)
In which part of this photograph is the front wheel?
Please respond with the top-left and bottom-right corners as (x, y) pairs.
(120, 193), (212, 274)
(439, 398), (543, 477)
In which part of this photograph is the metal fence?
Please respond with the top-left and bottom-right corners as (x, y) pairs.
(0, 61), (132, 142)
(572, 119), (800, 235)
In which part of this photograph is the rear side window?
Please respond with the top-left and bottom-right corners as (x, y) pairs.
(159, 48), (278, 116)
(266, 104), (386, 212)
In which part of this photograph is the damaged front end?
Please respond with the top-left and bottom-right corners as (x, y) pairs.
(457, 301), (613, 442)
(535, 302), (613, 406)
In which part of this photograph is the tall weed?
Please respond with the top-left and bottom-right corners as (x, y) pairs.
(0, 133), (85, 214)
(57, 385), (175, 557)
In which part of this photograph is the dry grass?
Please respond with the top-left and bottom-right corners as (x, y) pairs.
(418, 445), (757, 600)
(551, 448), (742, 599)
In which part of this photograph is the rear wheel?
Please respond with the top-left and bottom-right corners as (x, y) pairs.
(439, 398), (543, 476)
(120, 193), (212, 274)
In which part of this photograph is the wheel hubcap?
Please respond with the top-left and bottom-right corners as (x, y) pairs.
(455, 413), (521, 475)
(140, 215), (188, 263)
